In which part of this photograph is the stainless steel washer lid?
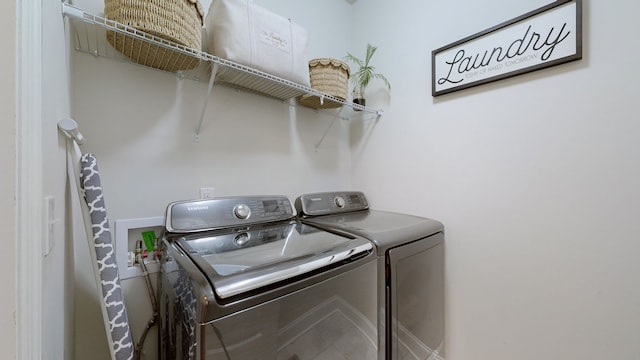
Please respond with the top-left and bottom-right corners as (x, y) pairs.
(174, 221), (373, 299)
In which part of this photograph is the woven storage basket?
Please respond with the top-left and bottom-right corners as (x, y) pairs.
(298, 58), (350, 109)
(104, 0), (204, 72)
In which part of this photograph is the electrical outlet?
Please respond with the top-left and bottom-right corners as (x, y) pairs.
(200, 187), (215, 199)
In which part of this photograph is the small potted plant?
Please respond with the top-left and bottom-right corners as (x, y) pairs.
(344, 43), (391, 108)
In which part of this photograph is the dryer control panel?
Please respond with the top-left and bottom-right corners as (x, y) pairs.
(296, 191), (369, 216)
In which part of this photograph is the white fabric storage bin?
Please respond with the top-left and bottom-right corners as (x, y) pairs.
(205, 0), (311, 86)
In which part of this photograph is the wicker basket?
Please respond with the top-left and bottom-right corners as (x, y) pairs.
(104, 0), (204, 72)
(297, 58), (350, 109)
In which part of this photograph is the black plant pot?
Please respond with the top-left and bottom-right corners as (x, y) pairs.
(353, 97), (366, 110)
(352, 86), (366, 110)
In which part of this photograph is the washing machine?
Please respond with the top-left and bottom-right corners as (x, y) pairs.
(159, 195), (380, 360)
(296, 191), (445, 360)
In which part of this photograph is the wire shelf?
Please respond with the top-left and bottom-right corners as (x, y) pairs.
(62, 3), (383, 115)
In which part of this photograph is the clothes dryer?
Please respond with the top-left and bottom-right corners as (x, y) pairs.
(296, 191), (445, 360)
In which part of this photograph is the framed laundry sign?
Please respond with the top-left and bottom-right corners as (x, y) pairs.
(432, 0), (582, 96)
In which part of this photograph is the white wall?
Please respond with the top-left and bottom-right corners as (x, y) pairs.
(70, 1), (355, 358)
(64, 0), (640, 359)
(350, 0), (640, 359)
(0, 1), (16, 358)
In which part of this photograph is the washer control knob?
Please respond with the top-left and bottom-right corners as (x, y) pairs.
(334, 196), (346, 208)
(233, 204), (251, 219)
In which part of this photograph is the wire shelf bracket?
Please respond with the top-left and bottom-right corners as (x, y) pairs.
(195, 62), (219, 142)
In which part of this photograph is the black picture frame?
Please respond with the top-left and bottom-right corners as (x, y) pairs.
(432, 0), (582, 97)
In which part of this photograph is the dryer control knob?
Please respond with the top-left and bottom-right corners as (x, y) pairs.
(334, 196), (346, 208)
(233, 204), (251, 219)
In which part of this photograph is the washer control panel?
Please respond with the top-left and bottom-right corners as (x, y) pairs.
(296, 191), (369, 216)
(166, 195), (294, 232)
